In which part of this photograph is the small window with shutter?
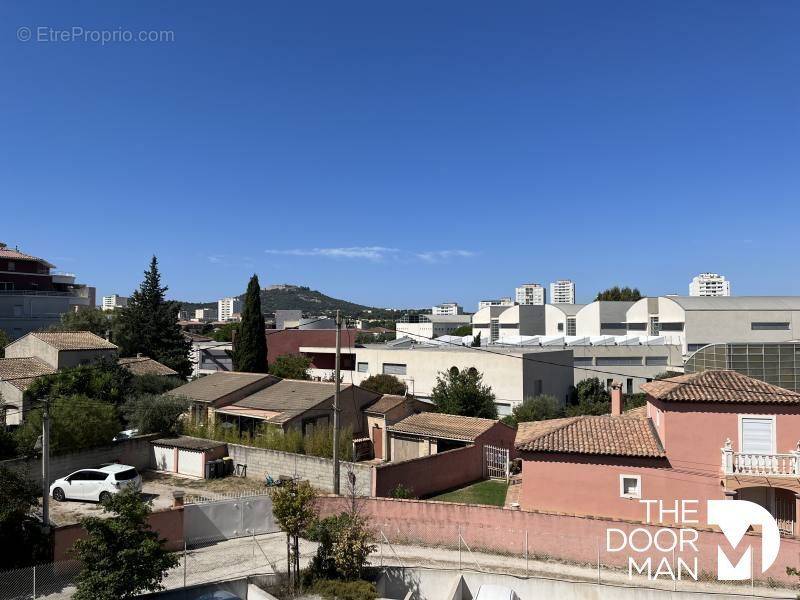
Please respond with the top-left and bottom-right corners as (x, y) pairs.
(740, 417), (775, 455)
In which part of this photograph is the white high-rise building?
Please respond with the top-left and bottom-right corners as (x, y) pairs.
(550, 280), (576, 304)
(689, 273), (731, 297)
(432, 302), (463, 316)
(101, 294), (128, 311)
(515, 283), (546, 306)
(194, 307), (218, 322)
(218, 297), (242, 322)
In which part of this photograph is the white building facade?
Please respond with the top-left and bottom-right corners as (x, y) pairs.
(101, 294), (128, 311)
(550, 280), (576, 304)
(432, 302), (464, 316)
(478, 298), (513, 310)
(689, 273), (731, 297)
(218, 297), (242, 322)
(515, 283), (546, 306)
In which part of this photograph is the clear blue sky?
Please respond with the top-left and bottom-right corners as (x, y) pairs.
(2, 1), (798, 308)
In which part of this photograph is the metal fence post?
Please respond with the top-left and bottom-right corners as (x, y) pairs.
(458, 526), (462, 571)
(32, 564), (35, 600)
(524, 530), (528, 577)
(183, 540), (187, 589)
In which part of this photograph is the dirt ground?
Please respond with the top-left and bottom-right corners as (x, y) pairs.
(49, 469), (266, 526)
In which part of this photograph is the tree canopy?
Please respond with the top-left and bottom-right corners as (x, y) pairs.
(431, 367), (497, 419)
(358, 373), (406, 395)
(269, 353), (311, 380)
(233, 274), (268, 372)
(0, 328), (10, 357)
(565, 377), (611, 416)
(503, 394), (562, 427)
(24, 358), (133, 407)
(0, 467), (50, 569)
(72, 489), (179, 600)
(122, 394), (189, 435)
(114, 256), (191, 377)
(52, 308), (115, 339)
(595, 286), (643, 301)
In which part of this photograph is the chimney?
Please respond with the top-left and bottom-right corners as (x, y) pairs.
(610, 381), (623, 416)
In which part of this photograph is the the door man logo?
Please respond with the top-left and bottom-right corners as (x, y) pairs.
(607, 499), (781, 581)
(708, 500), (780, 580)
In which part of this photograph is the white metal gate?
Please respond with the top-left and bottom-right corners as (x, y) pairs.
(484, 445), (509, 482)
(184, 493), (279, 543)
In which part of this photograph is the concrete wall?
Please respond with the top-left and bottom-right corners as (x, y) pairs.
(0, 295), (69, 339)
(316, 496), (800, 585)
(0, 434), (158, 487)
(374, 445), (482, 498)
(0, 380), (24, 425)
(54, 506), (184, 561)
(226, 442), (374, 496)
(4, 334), (116, 369)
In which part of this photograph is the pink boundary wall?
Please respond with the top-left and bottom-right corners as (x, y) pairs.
(316, 496), (800, 584)
(373, 445), (483, 498)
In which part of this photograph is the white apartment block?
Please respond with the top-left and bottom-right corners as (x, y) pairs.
(550, 280), (576, 304)
(515, 283), (546, 306)
(478, 298), (513, 310)
(194, 307), (218, 322)
(395, 313), (471, 341)
(218, 297), (242, 322)
(432, 302), (463, 316)
(689, 273), (731, 297)
(101, 294), (128, 311)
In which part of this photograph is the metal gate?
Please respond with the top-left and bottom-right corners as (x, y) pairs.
(484, 445), (509, 482)
(184, 493), (280, 543)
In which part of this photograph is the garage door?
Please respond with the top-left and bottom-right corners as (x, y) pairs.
(178, 449), (204, 477)
(153, 445), (176, 472)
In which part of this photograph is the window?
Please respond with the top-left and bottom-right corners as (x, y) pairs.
(648, 317), (660, 335)
(574, 357), (593, 367)
(601, 322), (627, 331)
(7, 261), (14, 271)
(740, 416), (775, 454)
(534, 379), (543, 396)
(114, 469), (138, 481)
(490, 319), (500, 342)
(557, 323), (564, 332)
(627, 322), (647, 331)
(645, 356), (668, 366)
(659, 322), (684, 331)
(596, 356), (643, 366)
(626, 378), (634, 394)
(356, 362), (368, 373)
(619, 475), (641, 499)
(687, 343), (710, 352)
(382, 363), (407, 375)
(751, 322), (791, 331)
(566, 317), (577, 336)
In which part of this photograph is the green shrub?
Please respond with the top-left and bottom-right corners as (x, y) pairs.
(310, 579), (377, 600)
(390, 484), (414, 499)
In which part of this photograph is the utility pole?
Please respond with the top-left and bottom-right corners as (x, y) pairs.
(41, 397), (50, 529)
(332, 309), (341, 494)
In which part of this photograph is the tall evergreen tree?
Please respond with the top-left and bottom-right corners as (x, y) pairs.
(115, 257), (191, 377)
(233, 274), (268, 372)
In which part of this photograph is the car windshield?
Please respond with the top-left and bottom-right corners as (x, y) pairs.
(114, 468), (138, 481)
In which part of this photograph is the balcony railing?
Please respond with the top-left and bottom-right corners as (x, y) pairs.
(722, 440), (800, 476)
(0, 289), (86, 297)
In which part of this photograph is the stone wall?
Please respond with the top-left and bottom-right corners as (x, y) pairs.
(226, 443), (374, 496)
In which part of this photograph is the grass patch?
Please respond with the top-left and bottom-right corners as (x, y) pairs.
(429, 479), (509, 507)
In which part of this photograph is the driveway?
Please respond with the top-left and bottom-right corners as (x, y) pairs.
(49, 470), (266, 526)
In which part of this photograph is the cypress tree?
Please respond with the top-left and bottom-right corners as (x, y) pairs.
(115, 256), (192, 377)
(233, 274), (268, 372)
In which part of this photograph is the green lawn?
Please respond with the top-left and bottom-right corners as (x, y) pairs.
(429, 479), (509, 507)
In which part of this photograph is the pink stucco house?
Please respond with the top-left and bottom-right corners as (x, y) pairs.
(515, 370), (800, 534)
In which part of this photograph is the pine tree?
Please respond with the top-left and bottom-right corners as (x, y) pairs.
(115, 256), (192, 377)
(233, 274), (268, 372)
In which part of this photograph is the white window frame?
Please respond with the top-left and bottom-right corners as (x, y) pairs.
(619, 474), (641, 499)
(738, 414), (776, 455)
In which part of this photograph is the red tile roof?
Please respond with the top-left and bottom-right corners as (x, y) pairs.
(0, 247), (55, 268)
(515, 413), (665, 458)
(0, 357), (56, 390)
(640, 370), (800, 404)
(388, 412), (500, 442)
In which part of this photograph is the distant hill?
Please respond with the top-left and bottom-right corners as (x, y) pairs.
(178, 284), (402, 319)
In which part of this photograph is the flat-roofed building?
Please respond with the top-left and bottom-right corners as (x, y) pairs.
(395, 313), (471, 342)
(626, 296), (800, 354)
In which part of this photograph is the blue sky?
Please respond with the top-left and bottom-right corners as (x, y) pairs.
(2, 2), (798, 308)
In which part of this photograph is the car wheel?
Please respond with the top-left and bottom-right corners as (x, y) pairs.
(52, 488), (65, 502)
(99, 491), (112, 503)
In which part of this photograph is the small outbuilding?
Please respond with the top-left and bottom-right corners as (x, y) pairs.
(151, 436), (227, 478)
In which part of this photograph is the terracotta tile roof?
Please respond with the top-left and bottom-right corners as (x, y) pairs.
(166, 371), (276, 403)
(388, 412), (500, 442)
(515, 414), (665, 458)
(640, 370), (800, 404)
(365, 394), (407, 415)
(118, 356), (178, 377)
(0, 247), (55, 268)
(151, 436), (226, 451)
(624, 405), (647, 418)
(0, 357), (56, 390)
(25, 331), (118, 351)
(515, 417), (580, 448)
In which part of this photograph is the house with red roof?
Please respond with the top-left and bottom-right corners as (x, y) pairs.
(515, 371), (800, 535)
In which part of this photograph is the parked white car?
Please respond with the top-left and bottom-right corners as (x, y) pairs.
(50, 464), (142, 503)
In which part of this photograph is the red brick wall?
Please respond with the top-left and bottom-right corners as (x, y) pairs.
(373, 445), (483, 498)
(266, 329), (359, 366)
